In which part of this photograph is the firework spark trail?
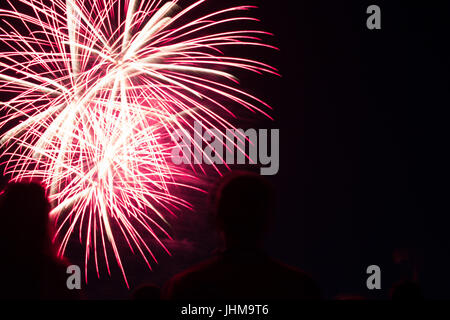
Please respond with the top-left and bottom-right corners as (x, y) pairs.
(0, 0), (277, 286)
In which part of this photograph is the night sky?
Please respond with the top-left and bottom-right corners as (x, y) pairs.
(258, 0), (449, 299)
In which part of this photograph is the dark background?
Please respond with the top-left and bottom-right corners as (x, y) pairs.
(1, 0), (449, 299)
(257, 0), (449, 299)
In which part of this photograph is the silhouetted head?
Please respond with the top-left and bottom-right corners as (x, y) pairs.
(0, 181), (51, 257)
(132, 283), (161, 300)
(390, 280), (423, 300)
(214, 171), (274, 249)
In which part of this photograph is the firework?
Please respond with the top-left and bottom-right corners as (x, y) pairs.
(0, 0), (276, 286)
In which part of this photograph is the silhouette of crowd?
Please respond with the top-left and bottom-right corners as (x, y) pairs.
(0, 173), (422, 300)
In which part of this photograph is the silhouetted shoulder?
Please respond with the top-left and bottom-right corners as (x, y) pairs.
(268, 258), (321, 299)
(41, 255), (81, 300)
(163, 252), (321, 300)
(162, 255), (222, 299)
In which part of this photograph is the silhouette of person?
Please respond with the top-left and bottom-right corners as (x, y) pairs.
(0, 181), (78, 299)
(162, 171), (321, 299)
